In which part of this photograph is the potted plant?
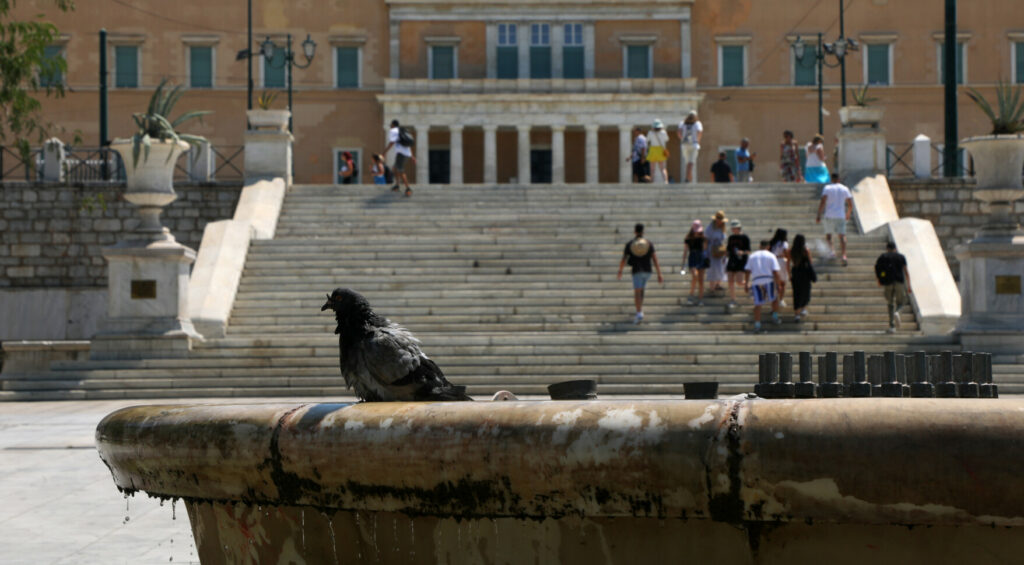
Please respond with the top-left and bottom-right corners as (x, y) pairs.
(247, 90), (290, 131)
(109, 78), (210, 235)
(962, 81), (1024, 210)
(839, 84), (884, 127)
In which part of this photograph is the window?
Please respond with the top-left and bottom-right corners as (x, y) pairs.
(189, 46), (213, 88)
(865, 43), (891, 86)
(263, 45), (286, 88)
(335, 148), (362, 184)
(429, 45), (454, 79)
(497, 23), (518, 79)
(938, 41), (965, 84)
(530, 24), (551, 79)
(39, 45), (64, 88)
(336, 46), (360, 87)
(114, 45), (139, 88)
(793, 50), (816, 86)
(1015, 42), (1024, 84)
(720, 45), (745, 86)
(625, 45), (651, 79)
(563, 23), (584, 79)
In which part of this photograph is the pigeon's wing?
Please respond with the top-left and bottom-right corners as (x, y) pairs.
(362, 327), (429, 386)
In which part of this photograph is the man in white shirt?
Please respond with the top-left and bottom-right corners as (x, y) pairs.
(745, 240), (783, 332)
(383, 119), (415, 197)
(815, 172), (853, 266)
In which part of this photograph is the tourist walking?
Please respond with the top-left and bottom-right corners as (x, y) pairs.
(710, 152), (733, 183)
(383, 119), (416, 197)
(816, 172), (853, 265)
(706, 210), (729, 293)
(682, 220), (708, 305)
(626, 126), (650, 183)
(726, 219), (751, 307)
(370, 153), (388, 185)
(617, 223), (664, 324)
(746, 240), (783, 333)
(790, 234), (816, 322)
(804, 134), (829, 184)
(874, 241), (912, 333)
(780, 130), (802, 182)
(677, 110), (703, 183)
(647, 120), (670, 184)
(338, 151), (356, 184)
(769, 229), (790, 306)
(736, 138), (755, 182)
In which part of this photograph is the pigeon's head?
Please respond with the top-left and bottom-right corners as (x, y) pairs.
(321, 288), (386, 331)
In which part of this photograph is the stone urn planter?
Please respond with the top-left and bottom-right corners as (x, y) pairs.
(839, 106), (884, 128)
(110, 138), (190, 240)
(961, 134), (1024, 216)
(246, 109), (290, 131)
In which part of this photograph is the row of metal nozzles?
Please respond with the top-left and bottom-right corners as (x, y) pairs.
(755, 351), (998, 399)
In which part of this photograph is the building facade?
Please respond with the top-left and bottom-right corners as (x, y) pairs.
(11, 0), (1024, 185)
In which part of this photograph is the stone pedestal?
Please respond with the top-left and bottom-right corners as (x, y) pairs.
(244, 130), (293, 184)
(837, 107), (886, 180)
(188, 141), (214, 183)
(42, 138), (65, 182)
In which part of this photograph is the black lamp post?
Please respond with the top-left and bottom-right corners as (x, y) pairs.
(792, 32), (859, 136)
(261, 33), (317, 133)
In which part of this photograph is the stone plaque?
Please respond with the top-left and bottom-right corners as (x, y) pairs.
(995, 275), (1022, 295)
(130, 280), (157, 299)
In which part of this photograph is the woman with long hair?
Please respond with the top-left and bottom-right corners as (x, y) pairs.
(647, 119), (670, 184)
(780, 130), (802, 182)
(682, 219), (707, 305)
(804, 134), (829, 184)
(789, 234), (816, 322)
(769, 228), (790, 306)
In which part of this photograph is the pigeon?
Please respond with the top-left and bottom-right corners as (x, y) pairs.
(321, 288), (472, 402)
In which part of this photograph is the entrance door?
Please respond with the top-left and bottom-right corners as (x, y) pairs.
(429, 149), (451, 184)
(531, 149), (552, 184)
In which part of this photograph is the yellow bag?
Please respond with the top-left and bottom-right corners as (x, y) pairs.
(648, 145), (666, 162)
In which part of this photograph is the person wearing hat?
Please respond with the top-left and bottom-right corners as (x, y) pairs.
(682, 219), (708, 305)
(706, 210), (729, 293)
(617, 223), (664, 324)
(725, 219), (751, 306)
(677, 110), (703, 183)
(647, 119), (670, 184)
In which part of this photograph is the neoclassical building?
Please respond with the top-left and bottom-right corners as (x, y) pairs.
(10, 0), (1024, 184)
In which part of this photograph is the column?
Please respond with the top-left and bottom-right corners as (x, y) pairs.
(449, 125), (464, 185)
(517, 124), (531, 185)
(551, 125), (565, 184)
(483, 124), (497, 184)
(415, 125), (430, 185)
(585, 124), (599, 184)
(680, 16), (692, 79)
(618, 125), (632, 184)
(389, 20), (400, 79)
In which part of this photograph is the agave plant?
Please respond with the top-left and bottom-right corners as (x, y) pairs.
(255, 90), (280, 110)
(849, 84), (878, 107)
(966, 80), (1024, 135)
(130, 78), (212, 167)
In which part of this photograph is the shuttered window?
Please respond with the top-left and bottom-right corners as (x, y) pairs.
(866, 44), (890, 85)
(626, 45), (650, 79)
(939, 42), (964, 85)
(497, 23), (518, 79)
(189, 46), (213, 88)
(563, 23), (584, 79)
(1016, 42), (1024, 84)
(40, 45), (64, 87)
(264, 47), (285, 88)
(721, 45), (744, 86)
(430, 46), (454, 79)
(336, 46), (359, 87)
(115, 45), (139, 88)
(794, 52), (815, 86)
(529, 24), (551, 79)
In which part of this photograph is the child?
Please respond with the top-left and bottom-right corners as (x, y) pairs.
(682, 220), (708, 306)
(370, 153), (388, 185)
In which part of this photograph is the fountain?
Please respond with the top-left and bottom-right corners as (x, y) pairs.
(97, 398), (1024, 563)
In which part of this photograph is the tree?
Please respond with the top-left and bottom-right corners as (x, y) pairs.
(0, 0), (75, 164)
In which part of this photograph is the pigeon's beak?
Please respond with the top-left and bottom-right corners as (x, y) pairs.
(321, 294), (333, 311)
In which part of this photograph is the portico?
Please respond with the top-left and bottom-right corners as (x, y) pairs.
(378, 78), (702, 184)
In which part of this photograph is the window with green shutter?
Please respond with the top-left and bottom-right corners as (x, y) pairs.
(189, 46), (213, 88)
(940, 42), (964, 85)
(115, 45), (139, 88)
(1016, 42), (1024, 84)
(529, 24), (551, 79)
(39, 45), (63, 87)
(497, 23), (518, 79)
(721, 45), (744, 86)
(430, 46), (454, 79)
(336, 46), (359, 87)
(866, 44), (889, 86)
(563, 23), (584, 79)
(626, 45), (650, 79)
(794, 51), (815, 86)
(264, 48), (285, 88)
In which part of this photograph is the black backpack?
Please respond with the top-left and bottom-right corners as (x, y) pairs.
(875, 253), (900, 285)
(398, 127), (414, 147)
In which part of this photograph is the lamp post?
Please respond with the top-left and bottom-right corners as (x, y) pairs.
(791, 32), (859, 136)
(261, 33), (317, 133)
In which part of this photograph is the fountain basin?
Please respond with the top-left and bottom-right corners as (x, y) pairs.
(96, 399), (1024, 563)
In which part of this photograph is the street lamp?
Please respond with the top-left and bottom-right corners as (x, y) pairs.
(262, 33), (317, 133)
(791, 33), (859, 136)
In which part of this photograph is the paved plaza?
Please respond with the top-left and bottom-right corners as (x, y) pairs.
(0, 397), (358, 564)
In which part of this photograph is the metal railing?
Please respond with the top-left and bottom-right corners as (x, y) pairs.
(64, 146), (124, 182)
(0, 146), (43, 182)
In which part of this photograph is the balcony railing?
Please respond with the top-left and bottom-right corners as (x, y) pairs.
(384, 77), (698, 96)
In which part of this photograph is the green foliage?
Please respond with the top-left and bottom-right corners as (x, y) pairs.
(78, 192), (107, 214)
(966, 80), (1024, 135)
(255, 90), (280, 110)
(129, 77), (212, 167)
(849, 84), (878, 107)
(0, 0), (75, 167)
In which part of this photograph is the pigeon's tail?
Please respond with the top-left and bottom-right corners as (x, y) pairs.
(419, 385), (474, 402)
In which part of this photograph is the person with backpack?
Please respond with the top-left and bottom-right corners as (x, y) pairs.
(383, 119), (416, 197)
(874, 241), (912, 333)
(617, 223), (664, 324)
(338, 151), (357, 185)
(370, 153), (389, 185)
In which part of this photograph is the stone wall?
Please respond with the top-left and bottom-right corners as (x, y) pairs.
(889, 178), (1024, 278)
(0, 183), (241, 287)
